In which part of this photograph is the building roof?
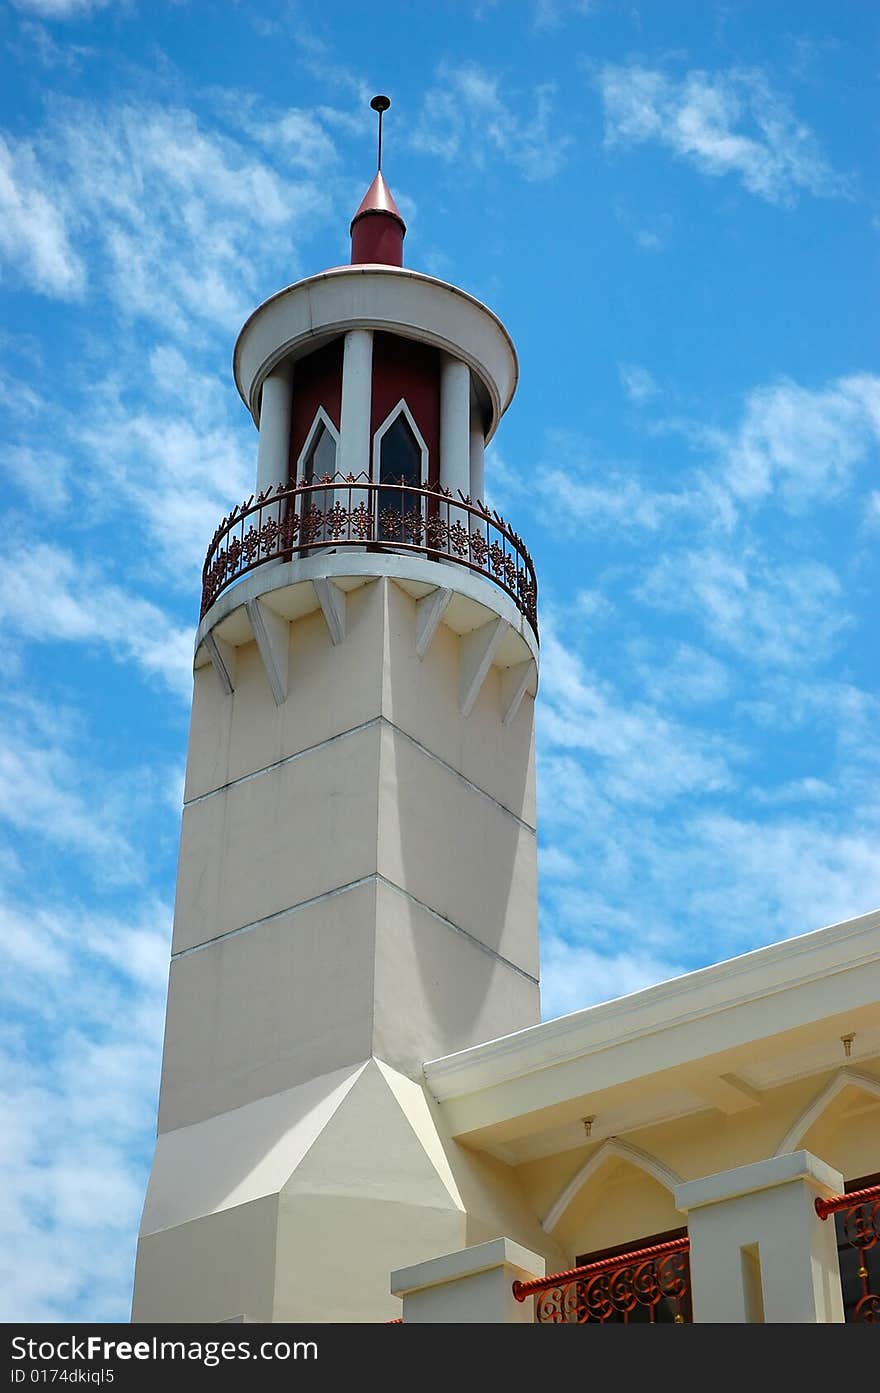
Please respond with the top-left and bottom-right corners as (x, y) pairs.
(351, 171), (406, 231)
(423, 907), (880, 1164)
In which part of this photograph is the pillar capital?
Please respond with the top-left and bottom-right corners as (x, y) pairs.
(391, 1238), (544, 1324)
(676, 1150), (845, 1323)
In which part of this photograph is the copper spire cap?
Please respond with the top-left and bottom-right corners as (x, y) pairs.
(350, 171), (406, 232)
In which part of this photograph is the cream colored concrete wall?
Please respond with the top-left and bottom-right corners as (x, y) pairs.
(392, 1238), (544, 1324)
(138, 562), (544, 1320)
(371, 878), (538, 1078)
(184, 581), (386, 804)
(797, 1084), (880, 1179)
(162, 869), (541, 1136)
(514, 1061), (880, 1264)
(677, 1153), (845, 1323)
(159, 883), (378, 1131)
(377, 721), (538, 976)
(555, 1163), (683, 1259)
(132, 1195), (279, 1323)
(173, 723), (381, 955)
(138, 1056), (560, 1324)
(275, 1060), (467, 1321)
(165, 571), (541, 1132)
(382, 580), (536, 826)
(376, 1062), (564, 1269)
(142, 1064), (366, 1235)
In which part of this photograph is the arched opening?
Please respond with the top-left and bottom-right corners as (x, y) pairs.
(373, 401), (428, 544)
(302, 420), (337, 483)
(296, 408), (340, 547)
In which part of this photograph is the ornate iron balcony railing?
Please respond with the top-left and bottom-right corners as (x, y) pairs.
(816, 1180), (880, 1323)
(512, 1235), (693, 1324)
(201, 473), (538, 634)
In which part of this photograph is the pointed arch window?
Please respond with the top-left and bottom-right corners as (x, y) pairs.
(298, 406), (339, 486)
(372, 400), (429, 543)
(296, 407), (340, 546)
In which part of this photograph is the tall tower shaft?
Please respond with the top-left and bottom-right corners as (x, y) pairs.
(133, 119), (550, 1322)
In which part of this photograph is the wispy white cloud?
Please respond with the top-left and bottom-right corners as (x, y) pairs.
(614, 203), (671, 252)
(598, 63), (850, 205)
(532, 0), (596, 32)
(0, 543), (193, 699)
(531, 359), (880, 1007)
(73, 350), (254, 577)
(619, 362), (658, 404)
(632, 640), (730, 707)
(0, 99), (332, 330)
(638, 547), (850, 667)
(5, 18), (97, 72)
(539, 458), (702, 532)
(537, 689), (880, 1002)
(0, 135), (85, 298)
(490, 427), (737, 536)
(538, 615), (736, 805)
(244, 106), (339, 173)
(750, 776), (834, 806)
(718, 373), (880, 508)
(4, 443), (70, 509)
(541, 936), (684, 1019)
(413, 63), (571, 182)
(9, 0), (113, 18)
(682, 813), (880, 938)
(2, 339), (254, 589)
(0, 888), (168, 1320)
(0, 693), (146, 881)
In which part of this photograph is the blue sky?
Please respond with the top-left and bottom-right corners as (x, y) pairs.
(0, 0), (877, 1322)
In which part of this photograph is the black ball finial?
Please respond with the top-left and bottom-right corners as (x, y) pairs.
(370, 95), (391, 169)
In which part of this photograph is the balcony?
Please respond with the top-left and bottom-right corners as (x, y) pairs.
(389, 1171), (880, 1323)
(513, 1235), (693, 1324)
(201, 473), (538, 636)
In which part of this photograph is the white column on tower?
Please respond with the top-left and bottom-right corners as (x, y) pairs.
(339, 328), (374, 479)
(256, 359), (294, 495)
(440, 355), (471, 499)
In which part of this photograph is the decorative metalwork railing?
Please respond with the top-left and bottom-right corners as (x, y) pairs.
(201, 473), (538, 633)
(816, 1182), (880, 1323)
(512, 1236), (692, 1324)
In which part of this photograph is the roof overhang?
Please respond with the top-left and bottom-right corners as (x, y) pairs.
(423, 908), (880, 1164)
(233, 265), (519, 444)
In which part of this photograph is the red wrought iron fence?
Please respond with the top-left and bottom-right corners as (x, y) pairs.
(200, 473), (538, 635)
(512, 1235), (692, 1325)
(816, 1180), (880, 1323)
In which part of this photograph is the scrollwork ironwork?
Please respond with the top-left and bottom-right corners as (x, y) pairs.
(201, 473), (538, 635)
(525, 1237), (692, 1325)
(817, 1184), (880, 1325)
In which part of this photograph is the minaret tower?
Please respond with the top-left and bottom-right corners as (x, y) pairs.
(133, 100), (548, 1323)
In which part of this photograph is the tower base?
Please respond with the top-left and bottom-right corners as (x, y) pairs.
(133, 1057), (563, 1322)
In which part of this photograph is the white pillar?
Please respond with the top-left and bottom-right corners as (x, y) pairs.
(256, 360), (293, 495)
(675, 1151), (845, 1323)
(339, 329), (373, 481)
(390, 1238), (544, 1324)
(469, 398), (485, 505)
(440, 355), (471, 499)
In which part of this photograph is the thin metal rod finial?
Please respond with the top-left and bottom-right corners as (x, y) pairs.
(370, 94), (391, 170)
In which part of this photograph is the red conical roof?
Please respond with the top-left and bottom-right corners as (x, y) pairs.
(350, 171), (406, 231)
(350, 170), (406, 267)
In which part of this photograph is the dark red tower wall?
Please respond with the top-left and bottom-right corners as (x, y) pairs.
(350, 212), (405, 268)
(288, 339), (343, 478)
(370, 333), (441, 485)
